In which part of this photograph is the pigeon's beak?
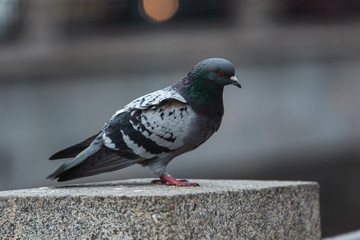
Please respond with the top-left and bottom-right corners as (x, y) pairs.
(230, 76), (241, 88)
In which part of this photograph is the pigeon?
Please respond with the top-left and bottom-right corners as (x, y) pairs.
(47, 58), (240, 186)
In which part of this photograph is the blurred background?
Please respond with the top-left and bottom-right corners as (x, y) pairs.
(0, 0), (359, 237)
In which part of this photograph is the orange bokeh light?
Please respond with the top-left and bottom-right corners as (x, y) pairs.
(142, 0), (179, 23)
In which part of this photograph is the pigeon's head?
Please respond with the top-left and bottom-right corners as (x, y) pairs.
(192, 58), (241, 88)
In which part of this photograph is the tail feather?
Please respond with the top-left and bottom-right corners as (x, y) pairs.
(49, 146), (139, 182)
(47, 133), (104, 180)
(49, 133), (100, 160)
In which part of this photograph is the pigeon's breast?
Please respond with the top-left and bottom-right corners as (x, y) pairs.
(183, 110), (222, 151)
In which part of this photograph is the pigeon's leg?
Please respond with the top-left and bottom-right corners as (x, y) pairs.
(151, 174), (199, 186)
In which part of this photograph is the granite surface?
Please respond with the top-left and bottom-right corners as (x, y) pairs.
(0, 179), (321, 239)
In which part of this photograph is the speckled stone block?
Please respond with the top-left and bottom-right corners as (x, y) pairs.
(0, 179), (321, 239)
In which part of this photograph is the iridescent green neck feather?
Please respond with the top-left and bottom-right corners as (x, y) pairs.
(177, 66), (224, 119)
(184, 67), (223, 106)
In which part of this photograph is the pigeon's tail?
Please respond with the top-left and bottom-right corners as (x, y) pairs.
(47, 132), (140, 181)
(47, 146), (139, 182)
(47, 133), (104, 180)
(49, 133), (100, 160)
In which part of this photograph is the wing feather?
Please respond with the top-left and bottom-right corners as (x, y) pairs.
(124, 86), (187, 110)
(103, 98), (195, 160)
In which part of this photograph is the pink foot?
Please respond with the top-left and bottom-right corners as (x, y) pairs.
(151, 175), (199, 186)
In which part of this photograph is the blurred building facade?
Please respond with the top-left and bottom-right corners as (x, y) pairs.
(0, 0), (360, 237)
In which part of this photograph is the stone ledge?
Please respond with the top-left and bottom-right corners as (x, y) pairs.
(0, 179), (321, 239)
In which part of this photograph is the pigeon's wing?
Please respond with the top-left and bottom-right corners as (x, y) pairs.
(103, 100), (195, 160)
(103, 87), (195, 160)
(122, 86), (186, 111)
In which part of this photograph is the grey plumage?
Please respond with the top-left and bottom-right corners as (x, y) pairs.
(47, 58), (240, 185)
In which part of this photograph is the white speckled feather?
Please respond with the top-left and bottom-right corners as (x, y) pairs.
(103, 85), (196, 159)
(134, 102), (195, 150)
(110, 86), (187, 121)
(125, 86), (187, 110)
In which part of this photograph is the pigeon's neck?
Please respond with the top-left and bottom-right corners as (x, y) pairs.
(176, 74), (224, 119)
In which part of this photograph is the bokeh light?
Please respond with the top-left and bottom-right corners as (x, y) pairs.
(140, 0), (179, 23)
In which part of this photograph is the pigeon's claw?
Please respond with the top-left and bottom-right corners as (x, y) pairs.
(151, 174), (199, 187)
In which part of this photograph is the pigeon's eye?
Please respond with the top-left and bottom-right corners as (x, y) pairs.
(218, 70), (224, 75)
